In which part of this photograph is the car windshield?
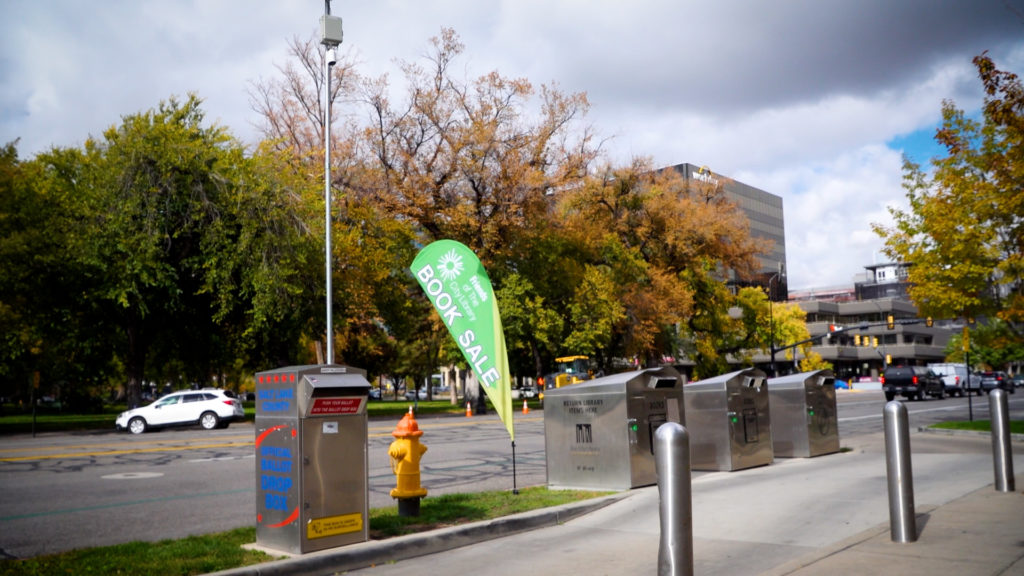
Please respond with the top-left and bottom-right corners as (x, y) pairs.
(155, 396), (180, 407)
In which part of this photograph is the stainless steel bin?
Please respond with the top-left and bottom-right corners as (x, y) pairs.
(767, 370), (839, 458)
(683, 367), (772, 471)
(254, 364), (370, 554)
(544, 366), (684, 490)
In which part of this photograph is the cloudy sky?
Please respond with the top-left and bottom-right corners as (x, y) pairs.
(2, 1), (1022, 290)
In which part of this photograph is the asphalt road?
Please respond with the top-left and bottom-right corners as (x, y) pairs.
(0, 390), (1019, 559)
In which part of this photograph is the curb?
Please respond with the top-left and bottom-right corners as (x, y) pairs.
(917, 426), (1024, 442)
(205, 492), (631, 576)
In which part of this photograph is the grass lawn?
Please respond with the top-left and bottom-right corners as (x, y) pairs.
(930, 419), (1024, 435)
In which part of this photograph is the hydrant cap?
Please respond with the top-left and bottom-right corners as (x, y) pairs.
(392, 412), (424, 437)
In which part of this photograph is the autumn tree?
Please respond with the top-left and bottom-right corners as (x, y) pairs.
(252, 27), (777, 382)
(359, 28), (597, 262)
(874, 53), (1024, 331)
(249, 36), (361, 163)
(256, 28), (599, 379)
(558, 160), (762, 375)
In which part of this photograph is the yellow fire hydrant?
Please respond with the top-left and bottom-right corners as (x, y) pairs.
(389, 407), (428, 516)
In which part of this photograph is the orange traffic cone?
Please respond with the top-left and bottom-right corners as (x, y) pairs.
(522, 399), (529, 414)
(465, 401), (472, 417)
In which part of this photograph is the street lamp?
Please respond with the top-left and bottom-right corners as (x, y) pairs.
(321, 1), (343, 364)
(767, 264), (785, 377)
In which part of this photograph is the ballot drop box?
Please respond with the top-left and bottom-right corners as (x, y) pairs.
(254, 364), (370, 554)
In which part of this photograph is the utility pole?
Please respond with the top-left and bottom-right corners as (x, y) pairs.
(320, 1), (343, 364)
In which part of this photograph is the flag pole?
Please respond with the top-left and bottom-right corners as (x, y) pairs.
(512, 440), (519, 495)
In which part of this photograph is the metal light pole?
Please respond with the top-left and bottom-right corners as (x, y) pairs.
(767, 265), (784, 377)
(963, 321), (974, 421)
(769, 292), (776, 378)
(320, 1), (343, 364)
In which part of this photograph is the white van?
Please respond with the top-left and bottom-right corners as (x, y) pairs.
(928, 363), (972, 397)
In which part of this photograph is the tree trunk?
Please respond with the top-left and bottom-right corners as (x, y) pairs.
(125, 317), (147, 408)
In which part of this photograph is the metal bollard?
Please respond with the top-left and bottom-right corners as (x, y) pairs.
(884, 401), (917, 543)
(654, 422), (693, 576)
(989, 389), (1015, 492)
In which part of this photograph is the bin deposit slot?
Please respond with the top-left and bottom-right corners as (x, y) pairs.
(648, 414), (667, 454)
(743, 408), (759, 443)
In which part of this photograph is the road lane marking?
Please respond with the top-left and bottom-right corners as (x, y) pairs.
(0, 416), (545, 461)
(840, 403), (985, 422)
(0, 441), (253, 462)
(0, 488), (251, 522)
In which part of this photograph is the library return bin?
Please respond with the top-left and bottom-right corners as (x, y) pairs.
(544, 366), (684, 490)
(254, 364), (370, 555)
(767, 369), (839, 458)
(683, 367), (772, 471)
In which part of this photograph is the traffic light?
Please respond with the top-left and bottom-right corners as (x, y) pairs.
(925, 317), (933, 327)
(886, 314), (895, 330)
(854, 334), (861, 346)
(885, 354), (892, 364)
(872, 336), (879, 348)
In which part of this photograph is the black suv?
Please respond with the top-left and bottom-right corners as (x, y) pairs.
(881, 366), (945, 401)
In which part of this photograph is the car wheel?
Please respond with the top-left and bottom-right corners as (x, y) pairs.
(200, 411), (220, 430)
(128, 417), (147, 435)
(935, 390), (945, 400)
(884, 392), (895, 402)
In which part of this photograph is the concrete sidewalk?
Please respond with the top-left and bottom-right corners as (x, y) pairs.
(763, 478), (1024, 575)
(211, 431), (1023, 576)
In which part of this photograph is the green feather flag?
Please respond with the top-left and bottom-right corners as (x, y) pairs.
(411, 240), (514, 441)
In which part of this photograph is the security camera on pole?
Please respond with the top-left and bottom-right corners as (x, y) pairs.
(321, 1), (343, 364)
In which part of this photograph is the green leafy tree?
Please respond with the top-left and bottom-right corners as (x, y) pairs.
(39, 95), (251, 407)
(199, 142), (325, 375)
(495, 273), (564, 379)
(874, 53), (1024, 331)
(0, 143), (116, 407)
(944, 319), (1024, 371)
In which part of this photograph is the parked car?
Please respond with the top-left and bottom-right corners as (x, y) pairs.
(116, 389), (244, 434)
(927, 363), (969, 397)
(368, 387), (382, 400)
(1013, 374), (1024, 389)
(979, 371), (1015, 394)
(881, 366), (945, 401)
(404, 388), (428, 401)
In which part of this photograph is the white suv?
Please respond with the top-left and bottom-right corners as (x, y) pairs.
(116, 389), (244, 434)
